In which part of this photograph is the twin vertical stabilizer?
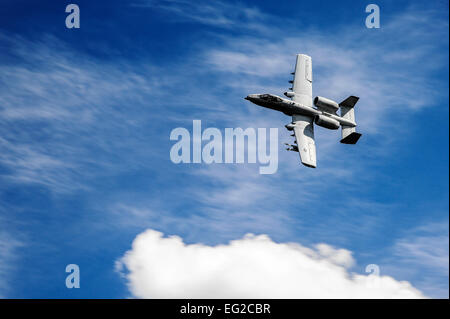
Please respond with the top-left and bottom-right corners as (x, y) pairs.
(339, 96), (362, 144)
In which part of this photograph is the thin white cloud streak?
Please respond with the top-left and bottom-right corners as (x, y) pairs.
(133, 0), (269, 32)
(385, 221), (449, 298)
(394, 224), (449, 274)
(0, 219), (23, 298)
(110, 192), (296, 244)
(107, 160), (360, 245)
(0, 36), (162, 122)
(117, 229), (425, 298)
(0, 34), (171, 192)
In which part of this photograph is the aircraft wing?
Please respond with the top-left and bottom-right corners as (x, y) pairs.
(289, 55), (316, 167)
(292, 114), (316, 168)
(291, 54), (313, 107)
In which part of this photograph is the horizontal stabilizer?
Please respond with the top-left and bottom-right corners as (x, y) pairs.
(339, 96), (359, 108)
(340, 132), (362, 144)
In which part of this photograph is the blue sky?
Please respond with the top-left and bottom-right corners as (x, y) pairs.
(0, 0), (448, 298)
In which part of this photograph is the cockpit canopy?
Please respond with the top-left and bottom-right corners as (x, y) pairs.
(260, 94), (283, 103)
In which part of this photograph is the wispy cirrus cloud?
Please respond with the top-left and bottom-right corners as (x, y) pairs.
(0, 34), (170, 192)
(132, 0), (269, 31)
(394, 222), (449, 273)
(0, 217), (23, 298)
(383, 220), (449, 298)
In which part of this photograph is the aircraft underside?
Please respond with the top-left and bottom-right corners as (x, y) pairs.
(245, 54), (362, 168)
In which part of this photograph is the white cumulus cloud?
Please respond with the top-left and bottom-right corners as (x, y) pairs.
(117, 229), (425, 298)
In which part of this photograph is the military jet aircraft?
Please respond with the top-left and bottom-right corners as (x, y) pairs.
(245, 54), (361, 168)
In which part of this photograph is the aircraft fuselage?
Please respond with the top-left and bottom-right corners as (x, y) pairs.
(245, 93), (356, 128)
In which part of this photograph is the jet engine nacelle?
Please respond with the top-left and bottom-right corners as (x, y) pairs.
(314, 114), (340, 130)
(314, 96), (339, 113)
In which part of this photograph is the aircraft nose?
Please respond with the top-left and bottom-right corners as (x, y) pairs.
(245, 94), (258, 100)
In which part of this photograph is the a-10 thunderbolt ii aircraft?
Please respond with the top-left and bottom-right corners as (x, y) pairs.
(245, 54), (361, 168)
